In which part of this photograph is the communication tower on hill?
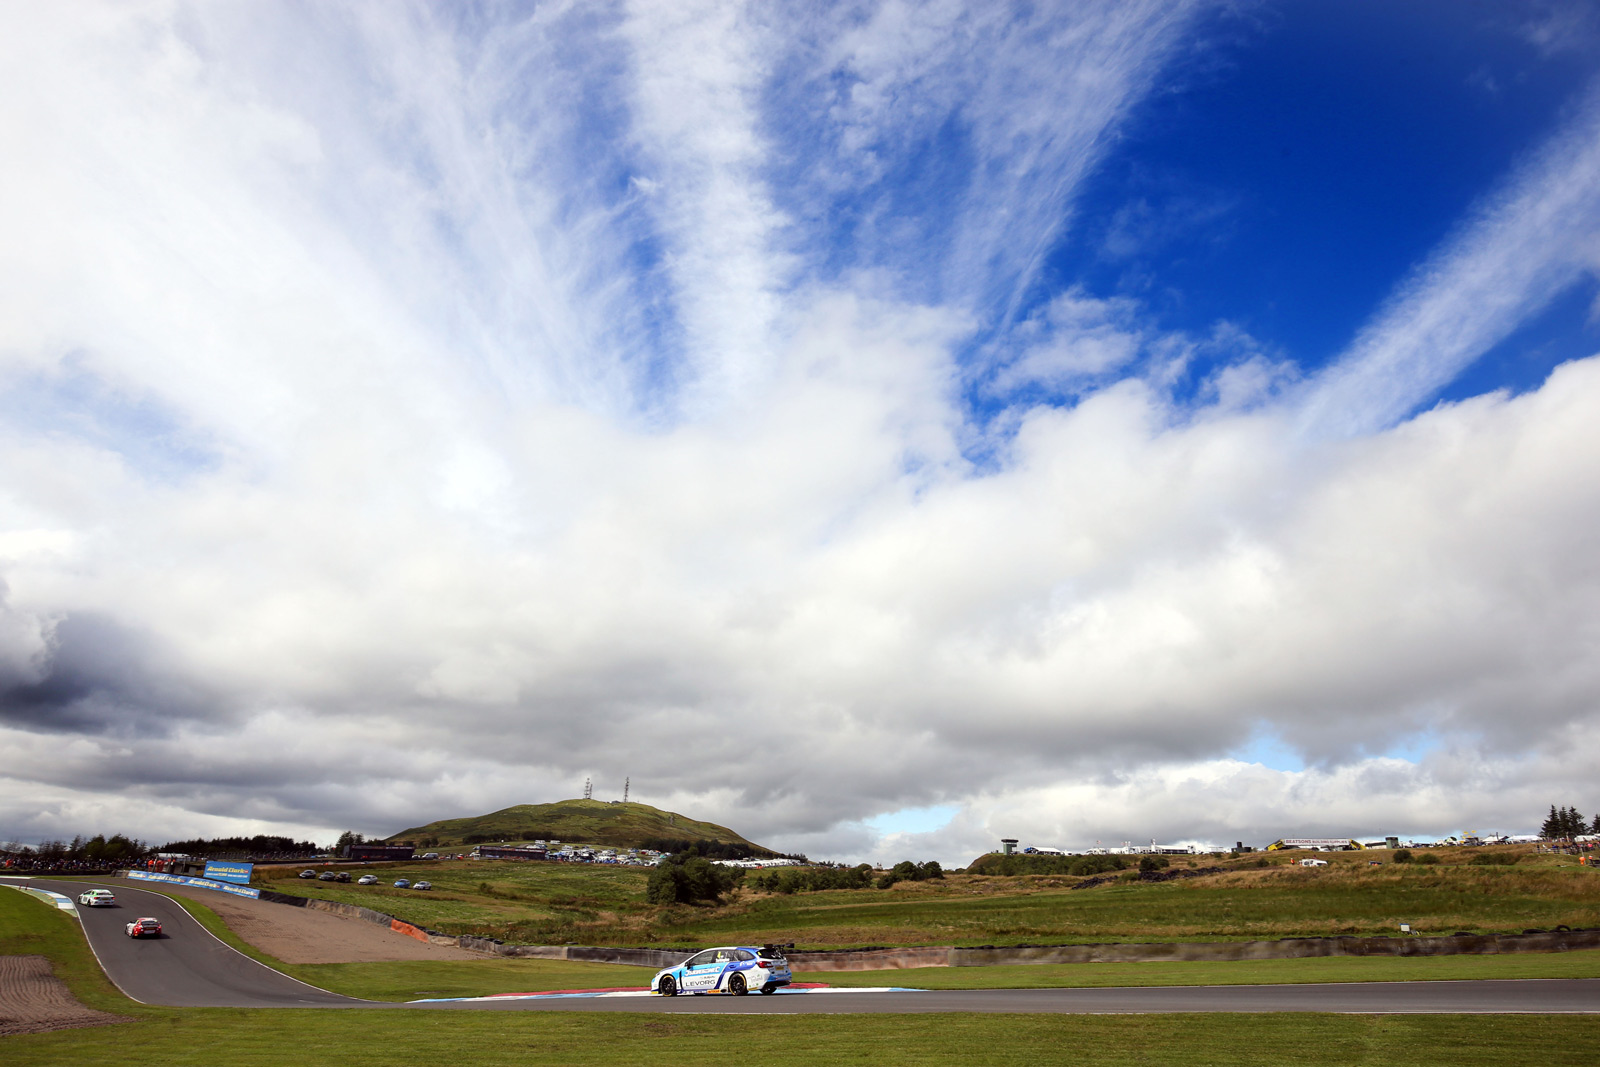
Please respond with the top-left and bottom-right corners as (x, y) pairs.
(624, 777), (630, 803)
(583, 777), (592, 801)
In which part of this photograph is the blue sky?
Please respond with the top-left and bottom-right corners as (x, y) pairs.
(1, 1), (1599, 864)
(1081, 2), (1598, 400)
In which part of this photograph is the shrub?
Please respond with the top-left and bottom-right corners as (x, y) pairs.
(1416, 853), (1440, 865)
(646, 855), (742, 904)
(750, 864), (873, 894)
(876, 859), (946, 889)
(1392, 849), (1413, 864)
(1138, 855), (1170, 872)
(1469, 852), (1519, 866)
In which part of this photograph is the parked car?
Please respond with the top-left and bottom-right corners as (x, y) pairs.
(335, 871), (351, 882)
(318, 871), (338, 881)
(1299, 858), (1329, 867)
(393, 878), (411, 888)
(126, 917), (163, 939)
(412, 881), (432, 891)
(77, 889), (116, 907)
(298, 870), (317, 879)
(652, 945), (792, 996)
(357, 875), (378, 885)
(422, 852), (439, 860)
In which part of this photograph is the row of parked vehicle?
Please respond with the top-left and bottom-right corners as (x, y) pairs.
(297, 869), (431, 890)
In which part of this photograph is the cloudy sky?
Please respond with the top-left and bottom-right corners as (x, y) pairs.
(3, 1), (1599, 866)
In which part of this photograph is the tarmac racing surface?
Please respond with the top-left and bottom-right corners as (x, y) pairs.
(26, 878), (365, 1009)
(18, 878), (1600, 1014)
(410, 980), (1600, 1014)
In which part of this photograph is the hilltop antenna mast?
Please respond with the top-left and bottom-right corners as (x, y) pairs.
(623, 778), (629, 804)
(583, 777), (592, 801)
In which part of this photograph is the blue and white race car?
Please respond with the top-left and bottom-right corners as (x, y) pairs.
(652, 945), (792, 996)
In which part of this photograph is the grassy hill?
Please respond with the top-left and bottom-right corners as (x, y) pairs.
(385, 798), (774, 853)
(260, 844), (1600, 951)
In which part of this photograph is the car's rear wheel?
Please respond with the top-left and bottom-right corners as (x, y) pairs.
(659, 976), (677, 997)
(729, 974), (748, 996)
(760, 984), (777, 995)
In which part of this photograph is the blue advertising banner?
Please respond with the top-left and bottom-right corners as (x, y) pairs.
(128, 869), (261, 899)
(203, 860), (254, 885)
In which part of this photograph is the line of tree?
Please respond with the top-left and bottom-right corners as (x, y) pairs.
(1540, 805), (1597, 839)
(638, 838), (788, 861)
(968, 853), (1132, 877)
(158, 834), (321, 856)
(749, 864), (874, 894)
(2, 834), (150, 869)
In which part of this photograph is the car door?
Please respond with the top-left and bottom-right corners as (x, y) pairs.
(682, 951), (721, 991)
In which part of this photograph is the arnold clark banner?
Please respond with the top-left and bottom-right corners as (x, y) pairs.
(202, 861), (254, 885)
(129, 869), (261, 899)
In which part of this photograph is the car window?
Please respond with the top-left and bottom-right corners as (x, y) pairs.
(686, 951), (717, 967)
(733, 950), (753, 961)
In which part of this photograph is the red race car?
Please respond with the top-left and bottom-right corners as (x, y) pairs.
(125, 917), (163, 938)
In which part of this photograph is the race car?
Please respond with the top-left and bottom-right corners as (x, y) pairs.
(77, 889), (116, 907)
(125, 917), (162, 938)
(652, 944), (792, 996)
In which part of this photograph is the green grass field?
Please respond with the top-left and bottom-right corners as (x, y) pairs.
(255, 849), (1600, 949)
(47, 880), (1600, 1003)
(4, 886), (1599, 1067)
(279, 947), (1600, 1002)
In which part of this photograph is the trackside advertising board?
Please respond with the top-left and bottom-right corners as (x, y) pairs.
(128, 869), (262, 899)
(203, 860), (254, 885)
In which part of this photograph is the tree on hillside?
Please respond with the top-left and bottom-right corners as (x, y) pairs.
(1540, 805), (1589, 839)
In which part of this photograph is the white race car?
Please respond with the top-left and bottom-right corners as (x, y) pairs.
(77, 889), (116, 907)
(652, 945), (792, 996)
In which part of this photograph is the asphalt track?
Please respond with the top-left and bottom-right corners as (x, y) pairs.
(436, 979), (1599, 1014)
(24, 878), (361, 1008)
(17, 878), (1600, 1014)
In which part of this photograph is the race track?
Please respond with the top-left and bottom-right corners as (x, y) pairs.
(419, 979), (1600, 1014)
(27, 878), (364, 1009)
(17, 878), (1600, 1014)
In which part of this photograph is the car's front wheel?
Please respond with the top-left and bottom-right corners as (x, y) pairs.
(658, 976), (676, 997)
(729, 974), (748, 996)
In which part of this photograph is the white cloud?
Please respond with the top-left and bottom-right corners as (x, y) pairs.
(0, 3), (1595, 870)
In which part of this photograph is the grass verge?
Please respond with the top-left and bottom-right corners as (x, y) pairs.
(5, 1009), (1599, 1066)
(0, 886), (150, 1017)
(3, 886), (1597, 1066)
(248, 851), (1600, 949)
